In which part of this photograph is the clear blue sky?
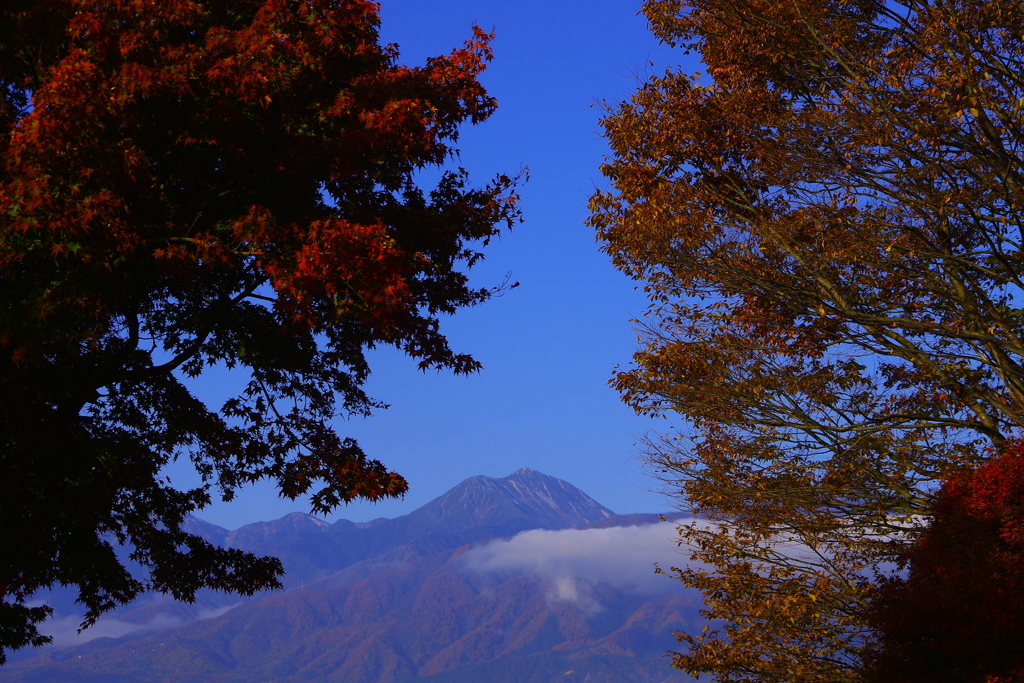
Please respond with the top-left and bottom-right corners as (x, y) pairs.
(168, 1), (700, 529)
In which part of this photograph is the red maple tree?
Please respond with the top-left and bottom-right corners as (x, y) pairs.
(0, 0), (520, 661)
(863, 443), (1024, 683)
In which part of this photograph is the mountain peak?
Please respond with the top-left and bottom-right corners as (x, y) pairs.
(407, 469), (614, 533)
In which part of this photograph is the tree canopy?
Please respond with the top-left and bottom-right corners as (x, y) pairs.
(589, 0), (1024, 679)
(0, 0), (519, 662)
(862, 442), (1024, 683)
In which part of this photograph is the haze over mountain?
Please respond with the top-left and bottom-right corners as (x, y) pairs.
(2, 469), (701, 682)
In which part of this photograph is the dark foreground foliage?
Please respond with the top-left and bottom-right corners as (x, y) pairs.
(0, 0), (519, 661)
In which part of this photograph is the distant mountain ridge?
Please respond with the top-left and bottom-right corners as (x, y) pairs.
(10, 468), (624, 654)
(2, 469), (696, 683)
(179, 467), (616, 591)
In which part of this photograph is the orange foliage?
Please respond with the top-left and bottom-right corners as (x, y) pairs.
(590, 0), (1024, 680)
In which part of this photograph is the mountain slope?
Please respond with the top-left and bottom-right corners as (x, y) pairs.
(14, 467), (616, 644)
(204, 467), (616, 590)
(2, 541), (699, 683)
(2, 469), (693, 682)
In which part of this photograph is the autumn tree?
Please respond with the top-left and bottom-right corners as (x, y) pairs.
(589, 0), (1024, 680)
(861, 442), (1024, 683)
(0, 0), (520, 663)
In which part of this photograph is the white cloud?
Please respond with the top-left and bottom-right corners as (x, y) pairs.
(460, 522), (705, 601)
(29, 603), (237, 654)
(39, 613), (182, 650)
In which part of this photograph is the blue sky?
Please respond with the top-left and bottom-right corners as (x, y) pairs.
(170, 1), (700, 529)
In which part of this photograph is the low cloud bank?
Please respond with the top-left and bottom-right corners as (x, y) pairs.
(41, 613), (184, 650)
(23, 603), (236, 655)
(461, 521), (703, 599)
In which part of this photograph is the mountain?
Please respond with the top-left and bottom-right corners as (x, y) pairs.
(398, 467), (615, 531)
(1, 470), (698, 682)
(193, 467), (616, 590)
(12, 468), (617, 639)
